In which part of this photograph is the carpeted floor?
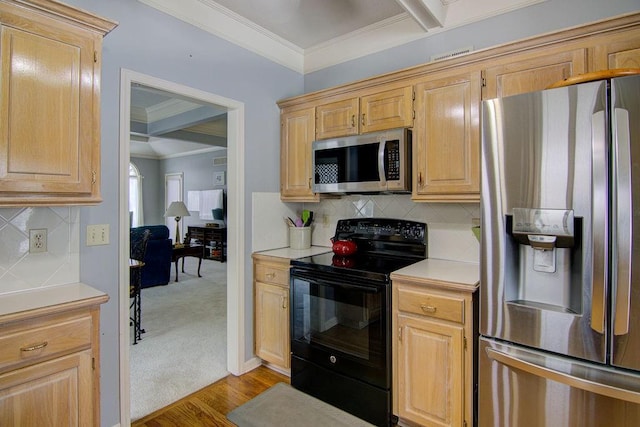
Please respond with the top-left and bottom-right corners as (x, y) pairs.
(130, 257), (228, 421)
(227, 383), (375, 427)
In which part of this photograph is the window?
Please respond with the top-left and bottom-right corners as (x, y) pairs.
(129, 163), (144, 227)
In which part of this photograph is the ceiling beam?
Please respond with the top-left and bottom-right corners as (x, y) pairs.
(394, 0), (448, 30)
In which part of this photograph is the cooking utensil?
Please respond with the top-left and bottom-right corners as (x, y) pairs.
(303, 211), (314, 227)
(301, 210), (310, 225)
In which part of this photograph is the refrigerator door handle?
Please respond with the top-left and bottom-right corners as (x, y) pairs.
(486, 347), (640, 404)
(613, 107), (632, 336)
(591, 110), (607, 334)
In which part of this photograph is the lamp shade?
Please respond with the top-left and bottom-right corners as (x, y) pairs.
(165, 201), (191, 218)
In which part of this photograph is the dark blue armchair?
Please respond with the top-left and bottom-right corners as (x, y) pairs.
(130, 225), (172, 288)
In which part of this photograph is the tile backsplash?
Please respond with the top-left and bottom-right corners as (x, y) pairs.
(252, 192), (480, 263)
(0, 207), (79, 293)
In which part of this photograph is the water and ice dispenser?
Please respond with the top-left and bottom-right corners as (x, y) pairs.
(505, 208), (582, 313)
(511, 208), (575, 272)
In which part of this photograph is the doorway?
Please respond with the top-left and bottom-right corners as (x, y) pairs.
(118, 69), (246, 426)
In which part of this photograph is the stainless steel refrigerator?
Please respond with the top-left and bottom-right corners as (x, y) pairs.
(480, 74), (640, 426)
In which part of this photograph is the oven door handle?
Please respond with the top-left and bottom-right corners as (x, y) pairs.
(291, 271), (382, 293)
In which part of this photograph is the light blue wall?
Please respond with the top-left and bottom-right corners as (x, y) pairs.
(305, 0), (640, 91)
(162, 149), (229, 230)
(66, 1), (302, 425)
(132, 149), (229, 229)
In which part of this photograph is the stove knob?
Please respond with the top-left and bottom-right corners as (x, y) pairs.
(329, 355), (337, 364)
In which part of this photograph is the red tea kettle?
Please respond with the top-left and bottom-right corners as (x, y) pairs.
(331, 237), (357, 256)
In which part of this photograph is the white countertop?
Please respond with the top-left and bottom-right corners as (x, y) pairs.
(253, 245), (332, 260)
(0, 283), (109, 320)
(391, 258), (479, 291)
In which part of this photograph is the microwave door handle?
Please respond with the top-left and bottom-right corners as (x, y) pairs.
(591, 110), (607, 334)
(378, 140), (387, 186)
(613, 107), (632, 336)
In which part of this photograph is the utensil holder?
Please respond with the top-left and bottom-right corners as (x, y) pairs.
(289, 227), (311, 250)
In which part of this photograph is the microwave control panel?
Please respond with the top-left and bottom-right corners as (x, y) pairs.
(385, 140), (400, 180)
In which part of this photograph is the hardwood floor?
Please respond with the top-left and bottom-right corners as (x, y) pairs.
(132, 365), (289, 426)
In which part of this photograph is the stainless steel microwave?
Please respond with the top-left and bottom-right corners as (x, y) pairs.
(312, 128), (412, 194)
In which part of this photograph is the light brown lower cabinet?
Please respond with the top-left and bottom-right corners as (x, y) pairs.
(392, 278), (477, 427)
(0, 286), (108, 426)
(253, 253), (291, 371)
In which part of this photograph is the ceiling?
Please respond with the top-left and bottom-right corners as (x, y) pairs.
(129, 84), (228, 159)
(138, 0), (545, 73)
(131, 0), (544, 158)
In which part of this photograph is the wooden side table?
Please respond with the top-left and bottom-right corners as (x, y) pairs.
(171, 244), (204, 282)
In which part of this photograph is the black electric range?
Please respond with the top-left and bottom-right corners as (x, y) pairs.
(289, 218), (427, 427)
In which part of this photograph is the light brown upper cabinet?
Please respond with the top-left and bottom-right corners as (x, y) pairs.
(280, 106), (319, 202)
(482, 47), (587, 99)
(413, 70), (481, 202)
(0, 0), (116, 206)
(316, 97), (359, 139)
(593, 27), (640, 70)
(315, 86), (414, 140)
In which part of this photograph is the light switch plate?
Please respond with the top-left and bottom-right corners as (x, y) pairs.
(87, 224), (110, 246)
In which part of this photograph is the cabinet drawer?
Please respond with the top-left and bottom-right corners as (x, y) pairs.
(255, 264), (289, 287)
(397, 288), (464, 323)
(0, 315), (92, 372)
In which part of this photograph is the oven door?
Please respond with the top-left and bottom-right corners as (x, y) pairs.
(290, 268), (391, 389)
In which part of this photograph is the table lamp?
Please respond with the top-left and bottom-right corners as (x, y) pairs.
(165, 201), (191, 247)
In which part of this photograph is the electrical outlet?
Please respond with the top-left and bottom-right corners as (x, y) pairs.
(86, 224), (110, 246)
(29, 229), (47, 253)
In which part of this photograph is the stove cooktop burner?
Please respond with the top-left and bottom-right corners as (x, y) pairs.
(291, 218), (428, 282)
(291, 251), (421, 282)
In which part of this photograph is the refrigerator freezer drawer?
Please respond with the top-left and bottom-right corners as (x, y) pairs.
(479, 337), (640, 426)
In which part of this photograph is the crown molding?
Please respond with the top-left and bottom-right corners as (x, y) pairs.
(138, 0), (547, 75)
(138, 0), (303, 72)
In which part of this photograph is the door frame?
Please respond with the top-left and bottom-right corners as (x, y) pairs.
(118, 69), (246, 426)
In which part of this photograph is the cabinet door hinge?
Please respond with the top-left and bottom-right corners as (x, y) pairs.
(412, 90), (415, 101)
(91, 171), (97, 185)
(464, 421), (467, 427)
(464, 336), (467, 350)
(481, 70), (486, 87)
(94, 51), (98, 63)
(92, 357), (96, 370)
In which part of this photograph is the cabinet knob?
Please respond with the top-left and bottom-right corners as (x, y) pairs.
(266, 273), (276, 279)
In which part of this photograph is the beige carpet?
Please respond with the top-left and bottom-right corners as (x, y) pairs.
(227, 382), (375, 427)
(130, 258), (228, 421)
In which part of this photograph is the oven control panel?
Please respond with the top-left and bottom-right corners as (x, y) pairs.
(335, 218), (426, 243)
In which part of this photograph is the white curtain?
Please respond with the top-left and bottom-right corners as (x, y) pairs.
(199, 189), (224, 220)
(129, 163), (144, 227)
